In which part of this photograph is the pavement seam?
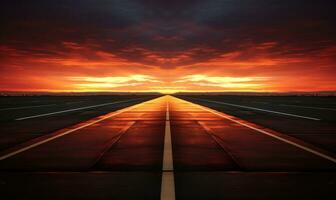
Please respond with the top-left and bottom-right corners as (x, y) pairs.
(197, 121), (246, 171)
(0, 98), (157, 161)
(88, 121), (136, 170)
(177, 97), (336, 164)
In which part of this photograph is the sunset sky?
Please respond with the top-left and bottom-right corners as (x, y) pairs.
(1, 0), (336, 93)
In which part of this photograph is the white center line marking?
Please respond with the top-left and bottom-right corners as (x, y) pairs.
(15, 99), (142, 121)
(0, 100), (148, 161)
(177, 98), (336, 164)
(193, 98), (320, 121)
(161, 100), (175, 200)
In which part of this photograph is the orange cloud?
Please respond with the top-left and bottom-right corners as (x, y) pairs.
(175, 75), (270, 90)
(68, 75), (161, 91)
(1, 42), (336, 93)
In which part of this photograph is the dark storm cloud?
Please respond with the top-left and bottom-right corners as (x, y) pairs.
(1, 0), (336, 66)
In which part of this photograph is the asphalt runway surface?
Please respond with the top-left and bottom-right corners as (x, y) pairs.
(0, 95), (159, 151)
(176, 95), (336, 153)
(0, 95), (335, 199)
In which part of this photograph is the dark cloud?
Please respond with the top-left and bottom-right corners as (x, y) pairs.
(1, 0), (336, 67)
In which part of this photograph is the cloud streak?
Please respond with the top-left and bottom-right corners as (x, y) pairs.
(69, 75), (161, 91)
(1, 0), (336, 92)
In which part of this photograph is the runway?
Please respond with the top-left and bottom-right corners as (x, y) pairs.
(178, 95), (336, 153)
(0, 95), (335, 199)
(0, 95), (157, 151)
